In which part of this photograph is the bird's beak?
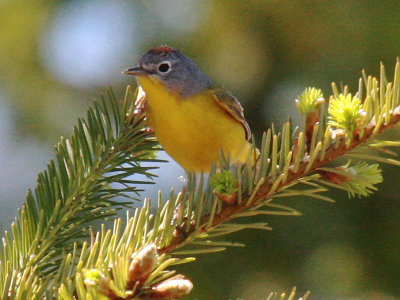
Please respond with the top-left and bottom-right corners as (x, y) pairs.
(123, 65), (147, 76)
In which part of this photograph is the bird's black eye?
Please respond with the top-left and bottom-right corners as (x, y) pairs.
(158, 63), (170, 73)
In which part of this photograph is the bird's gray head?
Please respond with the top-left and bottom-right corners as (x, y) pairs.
(124, 46), (214, 98)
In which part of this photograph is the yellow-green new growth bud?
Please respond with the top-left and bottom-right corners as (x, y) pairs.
(319, 161), (382, 198)
(296, 87), (324, 115)
(83, 269), (102, 287)
(328, 93), (364, 143)
(296, 88), (325, 148)
(344, 162), (382, 198)
(210, 170), (238, 205)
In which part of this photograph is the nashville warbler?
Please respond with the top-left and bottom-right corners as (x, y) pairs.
(124, 46), (253, 172)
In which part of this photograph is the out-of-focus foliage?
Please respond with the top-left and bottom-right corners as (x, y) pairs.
(1, 0), (400, 299)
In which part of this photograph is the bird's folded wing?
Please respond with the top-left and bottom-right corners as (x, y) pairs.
(211, 87), (251, 141)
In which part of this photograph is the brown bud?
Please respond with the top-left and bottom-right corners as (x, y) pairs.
(304, 97), (324, 150)
(127, 244), (158, 289)
(318, 167), (351, 185)
(329, 128), (346, 139)
(214, 191), (237, 205)
(147, 275), (193, 299)
(98, 277), (119, 299)
(292, 138), (299, 163)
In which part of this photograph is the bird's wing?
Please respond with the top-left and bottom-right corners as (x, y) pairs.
(210, 86), (251, 141)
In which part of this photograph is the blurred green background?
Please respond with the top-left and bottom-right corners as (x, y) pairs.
(1, 0), (400, 299)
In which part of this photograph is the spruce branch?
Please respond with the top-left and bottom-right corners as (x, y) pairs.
(57, 60), (400, 299)
(0, 87), (161, 298)
(3, 60), (400, 299)
(157, 60), (400, 255)
(56, 205), (195, 299)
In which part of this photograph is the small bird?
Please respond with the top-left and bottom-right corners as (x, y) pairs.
(124, 46), (253, 172)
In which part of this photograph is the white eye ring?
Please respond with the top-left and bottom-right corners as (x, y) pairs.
(157, 61), (172, 74)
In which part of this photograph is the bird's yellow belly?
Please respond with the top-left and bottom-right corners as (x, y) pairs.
(139, 77), (248, 172)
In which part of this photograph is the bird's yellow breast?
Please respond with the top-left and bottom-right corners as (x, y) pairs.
(138, 76), (249, 172)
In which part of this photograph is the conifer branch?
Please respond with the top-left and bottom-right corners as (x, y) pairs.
(158, 60), (400, 255)
(56, 60), (400, 299)
(0, 87), (160, 298)
(2, 60), (400, 299)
